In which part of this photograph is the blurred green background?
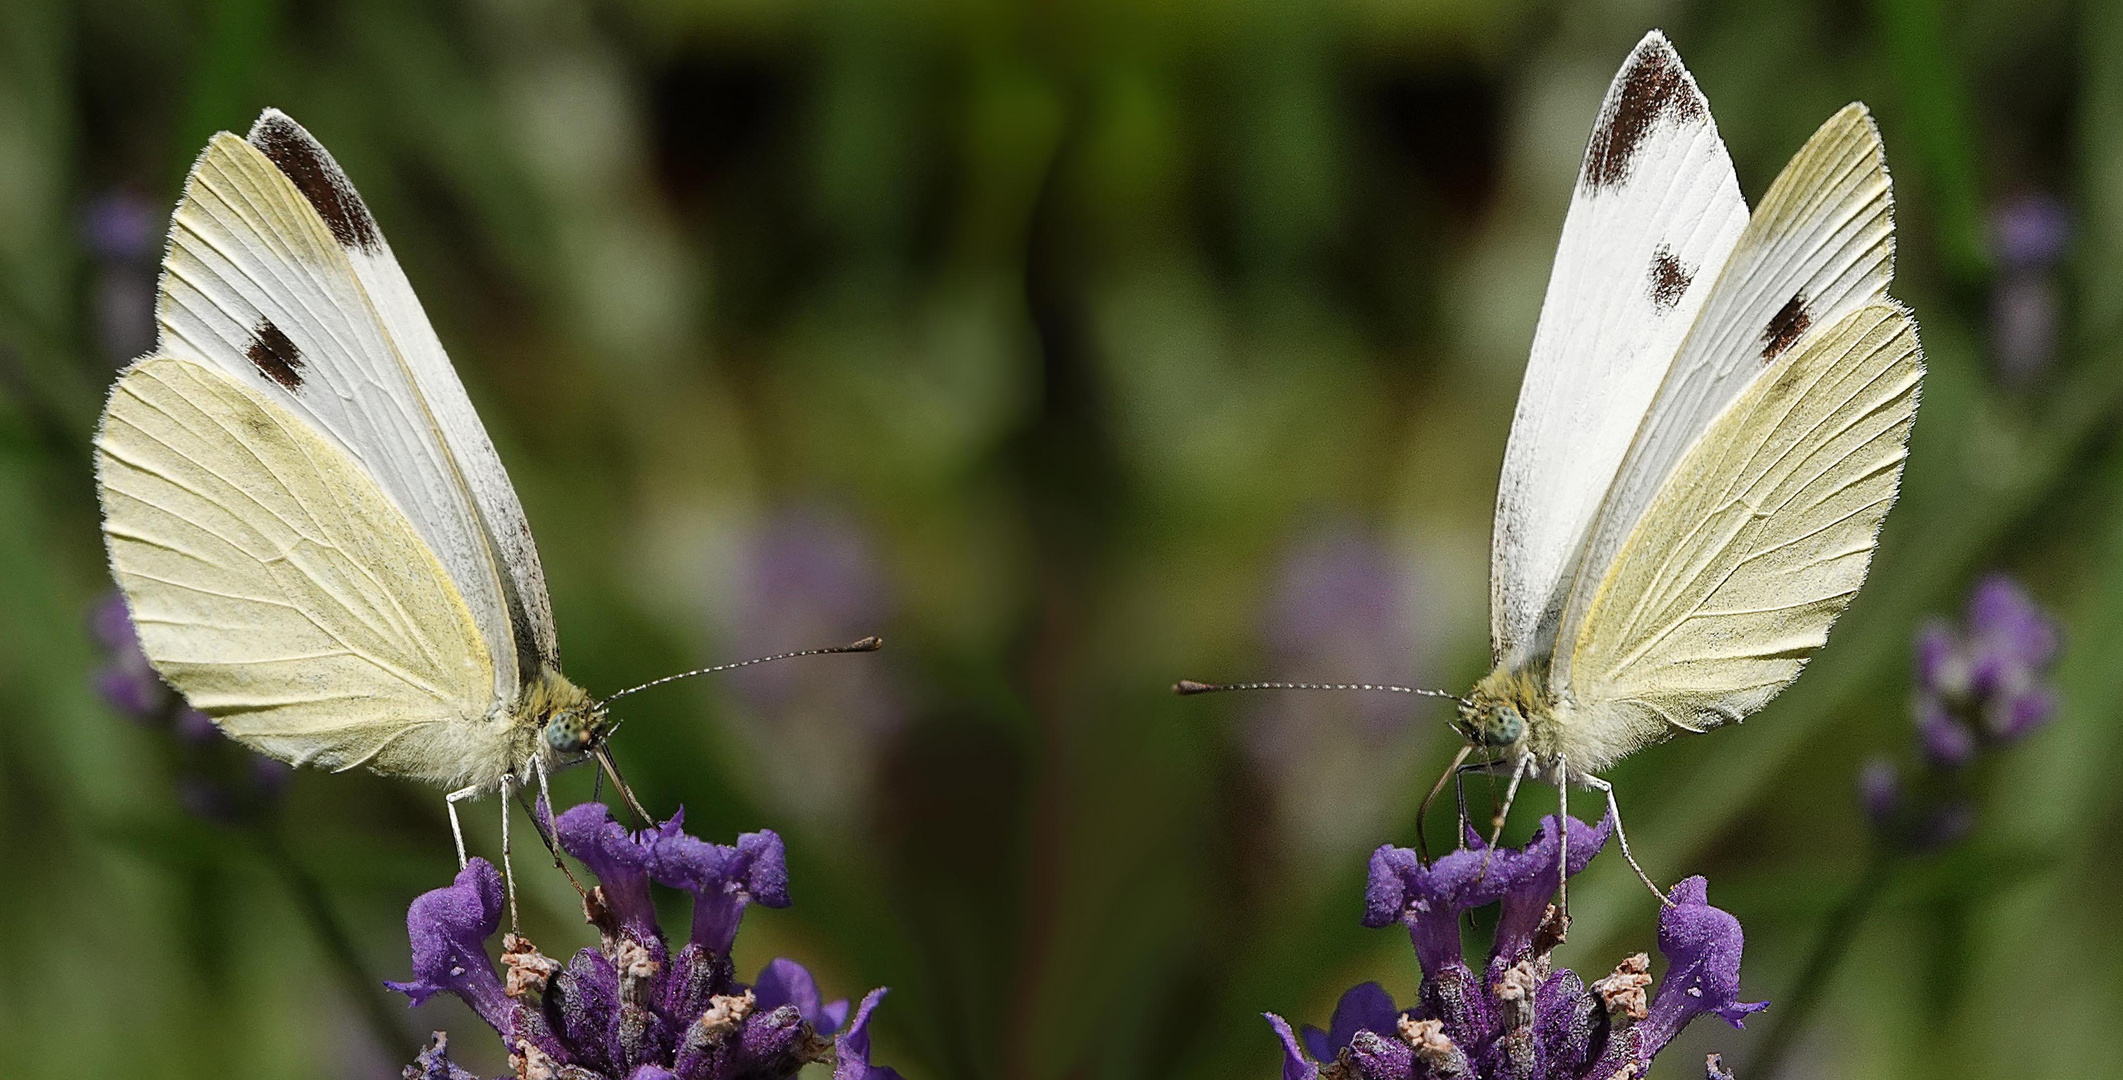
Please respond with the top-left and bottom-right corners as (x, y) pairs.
(0, 0), (2112, 1076)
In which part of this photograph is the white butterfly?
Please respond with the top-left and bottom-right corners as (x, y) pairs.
(93, 111), (873, 893)
(1184, 32), (1921, 892)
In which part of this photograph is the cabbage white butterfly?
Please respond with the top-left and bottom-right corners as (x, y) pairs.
(1181, 32), (1921, 895)
(94, 111), (877, 901)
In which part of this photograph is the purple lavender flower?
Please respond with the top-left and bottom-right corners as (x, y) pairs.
(715, 506), (901, 825)
(1864, 575), (2060, 851)
(390, 802), (898, 1080)
(82, 190), (162, 366)
(1245, 523), (1444, 863)
(1269, 815), (1765, 1080)
(1987, 193), (2071, 386)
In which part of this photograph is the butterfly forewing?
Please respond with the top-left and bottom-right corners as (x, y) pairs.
(248, 112), (563, 677)
(152, 115), (545, 704)
(98, 356), (513, 788)
(1491, 31), (1749, 669)
(1552, 105), (1896, 674)
(1563, 303), (1921, 749)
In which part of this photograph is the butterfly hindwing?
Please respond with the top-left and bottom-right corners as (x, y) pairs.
(1564, 303), (1921, 747)
(97, 356), (514, 789)
(1491, 31), (1750, 668)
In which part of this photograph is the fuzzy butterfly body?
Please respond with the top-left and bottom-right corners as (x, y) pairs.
(1461, 32), (1921, 785)
(95, 111), (609, 800)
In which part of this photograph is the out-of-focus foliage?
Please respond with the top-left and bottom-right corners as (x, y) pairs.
(0, 0), (2111, 1077)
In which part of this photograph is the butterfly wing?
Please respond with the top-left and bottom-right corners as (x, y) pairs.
(152, 111), (554, 707)
(1561, 304), (1920, 755)
(1553, 104), (1895, 673)
(98, 356), (516, 790)
(1491, 32), (1750, 668)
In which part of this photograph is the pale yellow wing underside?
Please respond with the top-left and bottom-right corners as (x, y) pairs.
(1556, 104), (1897, 663)
(1564, 303), (1921, 755)
(97, 355), (509, 787)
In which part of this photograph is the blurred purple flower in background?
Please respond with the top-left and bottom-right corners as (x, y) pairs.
(1861, 575), (2059, 851)
(90, 592), (290, 823)
(1267, 815), (1765, 1080)
(714, 506), (901, 827)
(1753, 574), (2062, 1076)
(391, 802), (899, 1080)
(1988, 193), (2071, 386)
(82, 190), (162, 367)
(1245, 523), (1445, 868)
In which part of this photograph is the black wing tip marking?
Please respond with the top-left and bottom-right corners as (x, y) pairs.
(247, 317), (305, 389)
(247, 109), (382, 253)
(1762, 292), (1813, 361)
(1648, 245), (1694, 310)
(1581, 33), (1709, 192)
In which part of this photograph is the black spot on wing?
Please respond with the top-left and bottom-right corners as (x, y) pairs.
(248, 112), (381, 253)
(1581, 40), (1708, 192)
(1648, 245), (1694, 310)
(247, 317), (305, 389)
(1762, 293), (1812, 361)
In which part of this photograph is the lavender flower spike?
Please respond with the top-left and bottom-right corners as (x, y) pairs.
(394, 803), (895, 1080)
(1871, 575), (2061, 850)
(1273, 823), (1761, 1079)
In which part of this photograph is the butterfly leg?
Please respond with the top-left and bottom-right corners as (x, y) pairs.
(1557, 757), (1570, 916)
(1479, 752), (1536, 879)
(1452, 756), (1497, 851)
(1583, 774), (1669, 905)
(521, 756), (588, 897)
(445, 784), (480, 869)
(499, 772), (519, 932)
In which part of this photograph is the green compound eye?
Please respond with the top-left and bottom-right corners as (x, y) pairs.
(545, 712), (590, 755)
(1482, 705), (1524, 747)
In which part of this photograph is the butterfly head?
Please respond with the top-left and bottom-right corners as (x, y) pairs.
(1456, 665), (1544, 753)
(521, 669), (609, 757)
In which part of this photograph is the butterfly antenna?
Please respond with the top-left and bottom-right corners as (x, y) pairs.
(599, 636), (883, 705)
(1173, 679), (1467, 706)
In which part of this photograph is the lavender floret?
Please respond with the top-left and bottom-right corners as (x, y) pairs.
(1865, 575), (2060, 850)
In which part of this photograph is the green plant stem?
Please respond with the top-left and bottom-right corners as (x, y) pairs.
(249, 826), (423, 1064)
(1747, 850), (1900, 1079)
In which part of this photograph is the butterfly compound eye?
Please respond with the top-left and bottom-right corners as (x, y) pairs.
(1480, 705), (1525, 747)
(544, 711), (589, 754)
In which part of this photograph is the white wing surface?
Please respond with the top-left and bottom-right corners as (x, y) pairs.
(1554, 105), (1895, 676)
(153, 112), (555, 705)
(1563, 304), (1920, 757)
(98, 357), (515, 789)
(1491, 31), (1750, 668)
